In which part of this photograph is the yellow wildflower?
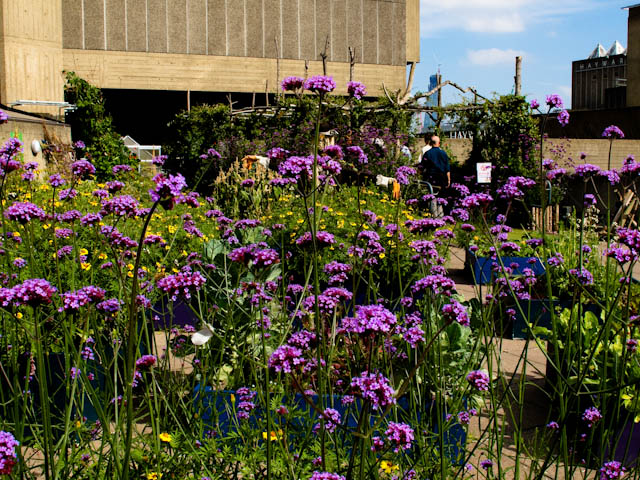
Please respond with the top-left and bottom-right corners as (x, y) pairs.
(79, 248), (88, 256)
(147, 473), (162, 480)
(80, 263), (91, 271)
(15, 312), (22, 319)
(380, 461), (399, 473)
(261, 429), (283, 441)
(159, 432), (172, 443)
(98, 252), (108, 260)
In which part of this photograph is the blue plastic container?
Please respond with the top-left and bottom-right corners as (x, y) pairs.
(467, 250), (545, 285)
(193, 386), (467, 464)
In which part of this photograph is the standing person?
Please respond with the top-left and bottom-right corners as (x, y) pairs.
(416, 132), (433, 165)
(420, 135), (450, 217)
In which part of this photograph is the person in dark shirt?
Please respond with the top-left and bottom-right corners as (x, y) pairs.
(421, 135), (450, 188)
(419, 135), (450, 217)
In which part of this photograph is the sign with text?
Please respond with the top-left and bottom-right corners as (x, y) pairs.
(477, 163), (492, 184)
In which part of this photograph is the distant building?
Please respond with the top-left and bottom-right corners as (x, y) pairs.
(571, 41), (627, 110)
(421, 74), (439, 131)
(627, 4), (640, 107)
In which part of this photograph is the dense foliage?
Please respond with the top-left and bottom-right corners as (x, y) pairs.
(63, 72), (135, 178)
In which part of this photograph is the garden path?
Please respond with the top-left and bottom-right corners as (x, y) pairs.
(446, 248), (599, 478)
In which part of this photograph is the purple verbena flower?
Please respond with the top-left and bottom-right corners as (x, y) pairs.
(347, 81), (367, 99)
(602, 125), (625, 139)
(305, 75), (336, 94)
(70, 159), (96, 178)
(350, 371), (396, 410)
(281, 76), (305, 91)
(385, 422), (414, 452)
(466, 370), (490, 391)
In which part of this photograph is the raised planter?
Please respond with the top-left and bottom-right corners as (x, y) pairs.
(193, 387), (466, 464)
(466, 249), (545, 285)
(511, 300), (601, 339)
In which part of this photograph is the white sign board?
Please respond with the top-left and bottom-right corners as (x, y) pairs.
(477, 163), (492, 184)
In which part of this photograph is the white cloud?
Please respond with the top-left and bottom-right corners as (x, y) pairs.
(466, 48), (526, 66)
(420, 0), (600, 36)
(557, 85), (572, 98)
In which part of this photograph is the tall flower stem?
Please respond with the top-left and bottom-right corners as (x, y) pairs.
(121, 200), (159, 480)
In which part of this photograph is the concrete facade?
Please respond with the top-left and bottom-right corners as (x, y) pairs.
(628, 5), (640, 107)
(438, 137), (640, 171)
(571, 54), (627, 110)
(0, 0), (419, 114)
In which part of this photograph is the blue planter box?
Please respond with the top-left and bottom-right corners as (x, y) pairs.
(511, 299), (601, 339)
(466, 250), (545, 285)
(193, 387), (467, 464)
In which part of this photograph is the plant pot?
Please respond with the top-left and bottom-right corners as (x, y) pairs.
(510, 299), (601, 339)
(193, 386), (467, 464)
(466, 249), (545, 285)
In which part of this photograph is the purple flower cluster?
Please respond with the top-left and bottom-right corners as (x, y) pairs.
(59, 286), (106, 312)
(305, 75), (336, 94)
(310, 472), (345, 480)
(112, 164), (133, 174)
(101, 195), (140, 217)
(235, 387), (257, 419)
(497, 176), (536, 200)
(442, 300), (470, 327)
(345, 146), (368, 165)
(156, 270), (206, 301)
(350, 371), (396, 410)
(70, 159), (96, 178)
(582, 406), (602, 427)
(546, 94), (564, 109)
(295, 231), (335, 248)
(342, 304), (397, 336)
(5, 201), (46, 224)
(135, 354), (157, 370)
(602, 125), (625, 139)
(0, 431), (19, 474)
(12, 278), (57, 306)
(149, 173), (187, 203)
(395, 166), (416, 185)
(314, 408), (342, 434)
(281, 76), (305, 91)
(268, 345), (305, 373)
(412, 275), (456, 296)
(385, 422), (414, 452)
(600, 461), (625, 480)
(569, 267), (594, 286)
(461, 193), (493, 208)
(466, 370), (490, 391)
(347, 81), (367, 99)
(574, 163), (601, 177)
(557, 109), (570, 127)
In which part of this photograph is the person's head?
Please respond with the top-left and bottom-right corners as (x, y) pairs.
(423, 132), (433, 144)
(430, 135), (441, 147)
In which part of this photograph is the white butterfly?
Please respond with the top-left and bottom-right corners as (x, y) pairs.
(191, 321), (215, 346)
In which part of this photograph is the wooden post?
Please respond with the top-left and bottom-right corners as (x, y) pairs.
(187, 89), (191, 112)
(348, 46), (355, 82)
(436, 73), (442, 107)
(275, 36), (281, 100)
(321, 36), (330, 75)
(515, 56), (522, 96)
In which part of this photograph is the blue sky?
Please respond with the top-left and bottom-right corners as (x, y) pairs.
(411, 0), (629, 108)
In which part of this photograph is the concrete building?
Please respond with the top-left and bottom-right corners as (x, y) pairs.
(571, 41), (627, 111)
(0, 0), (420, 121)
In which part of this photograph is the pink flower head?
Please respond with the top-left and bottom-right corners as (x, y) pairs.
(347, 81), (367, 99)
(281, 76), (305, 91)
(305, 75), (336, 94)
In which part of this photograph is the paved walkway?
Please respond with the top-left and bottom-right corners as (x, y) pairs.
(446, 247), (600, 478)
